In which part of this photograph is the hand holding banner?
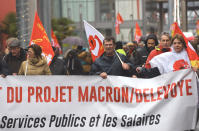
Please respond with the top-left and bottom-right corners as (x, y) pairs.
(0, 69), (197, 131)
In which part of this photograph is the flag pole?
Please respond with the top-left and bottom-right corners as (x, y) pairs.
(114, 50), (124, 64)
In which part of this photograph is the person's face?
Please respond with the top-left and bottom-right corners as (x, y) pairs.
(160, 35), (170, 48)
(27, 48), (35, 58)
(173, 38), (184, 53)
(104, 40), (115, 55)
(123, 45), (129, 53)
(9, 47), (20, 57)
(129, 44), (137, 51)
(147, 39), (156, 48)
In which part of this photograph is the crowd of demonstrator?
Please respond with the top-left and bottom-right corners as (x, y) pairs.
(0, 32), (198, 78)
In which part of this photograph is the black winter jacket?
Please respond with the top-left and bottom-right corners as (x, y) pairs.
(0, 60), (9, 76)
(90, 53), (136, 77)
(50, 56), (66, 75)
(2, 48), (26, 75)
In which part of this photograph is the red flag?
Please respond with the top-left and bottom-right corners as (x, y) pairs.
(51, 30), (62, 54)
(29, 12), (54, 65)
(117, 13), (124, 24)
(115, 13), (123, 34)
(134, 22), (142, 42)
(84, 20), (104, 62)
(171, 22), (199, 68)
(115, 21), (120, 34)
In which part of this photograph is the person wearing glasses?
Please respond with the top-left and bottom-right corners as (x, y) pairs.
(18, 44), (51, 75)
(2, 38), (26, 75)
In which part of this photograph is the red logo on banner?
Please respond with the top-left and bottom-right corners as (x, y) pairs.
(173, 59), (190, 71)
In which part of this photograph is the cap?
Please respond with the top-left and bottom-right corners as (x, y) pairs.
(8, 38), (20, 47)
(127, 42), (134, 46)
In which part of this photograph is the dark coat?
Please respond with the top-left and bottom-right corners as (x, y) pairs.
(90, 53), (136, 77)
(137, 67), (160, 78)
(64, 49), (83, 75)
(2, 48), (26, 75)
(136, 47), (148, 66)
(50, 56), (66, 75)
(129, 49), (144, 68)
(0, 60), (9, 76)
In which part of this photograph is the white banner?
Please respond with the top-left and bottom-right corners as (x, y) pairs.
(0, 69), (197, 131)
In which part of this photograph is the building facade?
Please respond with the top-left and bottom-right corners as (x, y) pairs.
(51, 0), (199, 42)
(52, 0), (143, 42)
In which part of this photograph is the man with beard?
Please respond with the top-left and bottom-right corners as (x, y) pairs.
(145, 34), (159, 55)
(135, 32), (171, 78)
(136, 34), (159, 66)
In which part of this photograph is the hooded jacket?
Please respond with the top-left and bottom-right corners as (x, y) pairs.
(18, 56), (51, 75)
(144, 34), (159, 53)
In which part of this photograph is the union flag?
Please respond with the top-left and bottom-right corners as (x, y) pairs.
(171, 22), (199, 68)
(134, 22), (142, 42)
(29, 12), (54, 65)
(84, 20), (104, 62)
(115, 13), (124, 34)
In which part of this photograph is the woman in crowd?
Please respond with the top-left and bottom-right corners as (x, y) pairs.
(18, 44), (51, 75)
(150, 34), (197, 74)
